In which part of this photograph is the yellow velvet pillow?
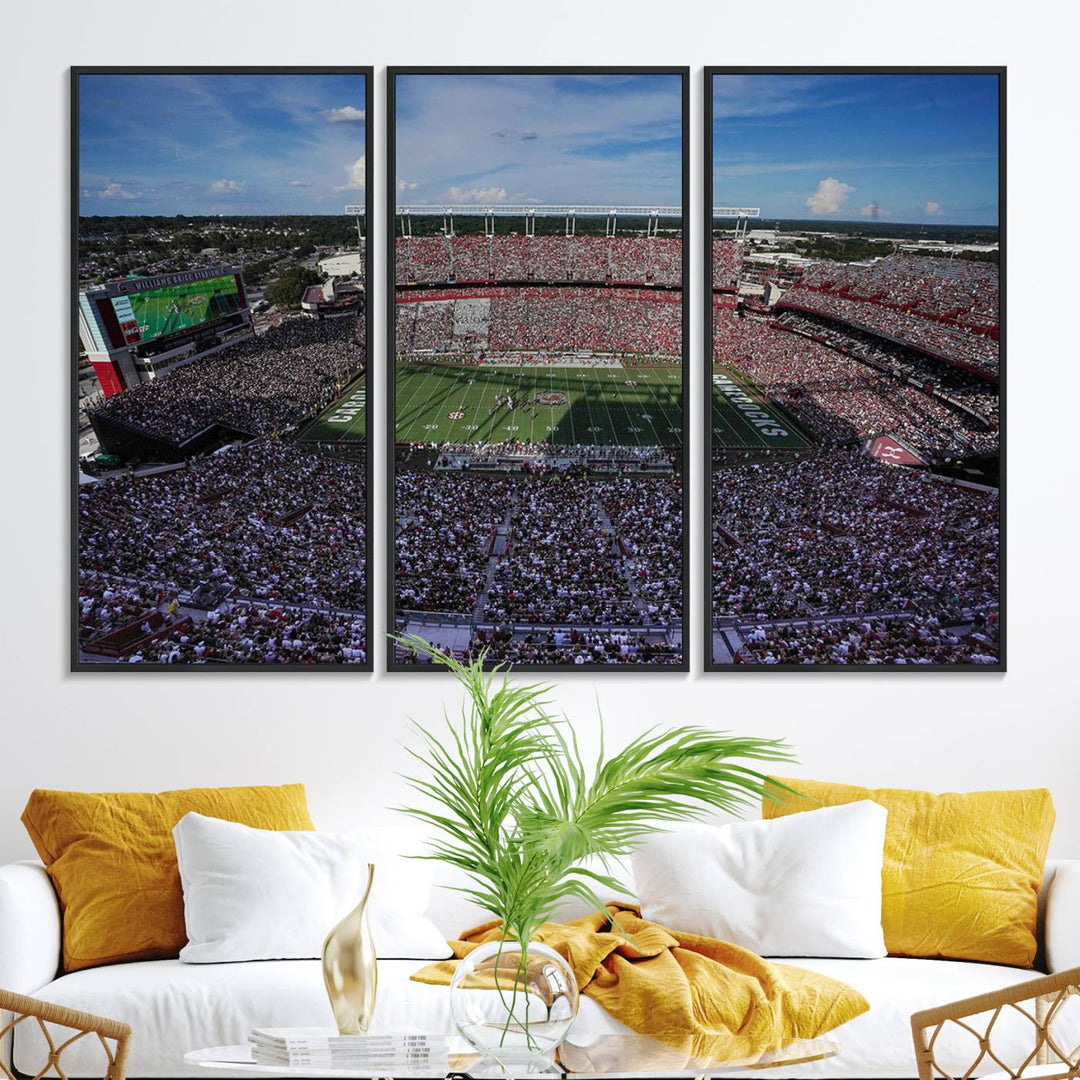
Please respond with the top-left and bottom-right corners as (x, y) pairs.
(763, 778), (1054, 967)
(22, 784), (314, 971)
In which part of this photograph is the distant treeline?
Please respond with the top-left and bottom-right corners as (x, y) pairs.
(713, 217), (999, 245)
(917, 247), (999, 265)
(791, 236), (893, 263)
(79, 214), (364, 251)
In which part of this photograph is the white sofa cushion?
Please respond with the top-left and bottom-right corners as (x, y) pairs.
(174, 813), (450, 963)
(0, 861), (61, 994)
(1045, 859), (1080, 972)
(18, 955), (1078, 1079)
(633, 803), (888, 959)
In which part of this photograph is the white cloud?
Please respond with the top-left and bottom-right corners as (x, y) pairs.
(98, 181), (139, 200)
(394, 74), (681, 206)
(440, 185), (508, 205)
(396, 179), (420, 193)
(805, 176), (854, 215)
(287, 180), (311, 188)
(924, 200), (942, 215)
(208, 178), (246, 195)
(324, 106), (366, 124)
(335, 156), (366, 191)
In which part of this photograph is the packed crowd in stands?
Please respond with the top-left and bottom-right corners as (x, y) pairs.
(396, 287), (682, 357)
(466, 626), (681, 666)
(421, 354), (624, 369)
(711, 448), (998, 664)
(797, 254), (998, 332)
(713, 305), (996, 458)
(779, 289), (998, 378)
(396, 234), (681, 287)
(139, 603), (367, 665)
(773, 310), (1000, 427)
(429, 441), (673, 470)
(395, 472), (510, 614)
(488, 530), (626, 625)
(394, 471), (682, 650)
(77, 573), (171, 640)
(90, 317), (365, 446)
(780, 255), (998, 378)
(712, 238), (744, 290)
(77, 441), (367, 663)
(602, 474), (682, 625)
(730, 613), (998, 665)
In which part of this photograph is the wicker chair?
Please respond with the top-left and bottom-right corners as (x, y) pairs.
(0, 990), (131, 1080)
(911, 966), (1080, 1080)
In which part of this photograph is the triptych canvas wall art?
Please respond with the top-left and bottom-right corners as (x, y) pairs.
(71, 67), (1002, 671)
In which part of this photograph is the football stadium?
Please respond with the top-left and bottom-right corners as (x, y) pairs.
(710, 236), (1001, 666)
(76, 252), (369, 666)
(393, 210), (686, 667)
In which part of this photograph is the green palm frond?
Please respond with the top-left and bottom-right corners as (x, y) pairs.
(393, 636), (794, 943)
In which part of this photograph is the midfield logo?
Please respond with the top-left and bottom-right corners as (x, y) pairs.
(535, 391), (568, 406)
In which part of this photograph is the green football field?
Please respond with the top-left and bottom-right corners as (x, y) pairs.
(300, 375), (367, 443)
(128, 275), (242, 341)
(711, 365), (811, 450)
(395, 362), (683, 446)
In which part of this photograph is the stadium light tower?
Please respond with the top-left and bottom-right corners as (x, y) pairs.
(713, 206), (761, 240)
(344, 204), (365, 247)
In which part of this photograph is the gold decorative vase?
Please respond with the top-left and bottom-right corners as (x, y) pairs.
(322, 863), (377, 1034)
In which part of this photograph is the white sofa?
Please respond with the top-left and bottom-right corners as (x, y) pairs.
(2, 847), (1078, 1080)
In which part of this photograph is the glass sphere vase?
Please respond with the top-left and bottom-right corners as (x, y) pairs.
(449, 939), (579, 1070)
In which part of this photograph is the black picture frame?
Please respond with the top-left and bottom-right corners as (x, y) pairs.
(703, 67), (1005, 672)
(387, 67), (691, 673)
(71, 66), (374, 672)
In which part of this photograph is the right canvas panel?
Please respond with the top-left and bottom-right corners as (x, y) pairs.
(706, 70), (1003, 669)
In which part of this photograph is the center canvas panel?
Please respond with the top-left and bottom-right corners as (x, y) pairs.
(388, 69), (688, 671)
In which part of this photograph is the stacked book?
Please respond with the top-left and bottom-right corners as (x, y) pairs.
(249, 1028), (450, 1072)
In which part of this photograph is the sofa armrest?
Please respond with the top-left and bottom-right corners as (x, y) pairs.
(1045, 859), (1080, 973)
(0, 861), (61, 994)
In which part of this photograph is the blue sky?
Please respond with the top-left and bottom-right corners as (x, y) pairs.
(713, 74), (999, 224)
(79, 73), (366, 215)
(395, 74), (682, 207)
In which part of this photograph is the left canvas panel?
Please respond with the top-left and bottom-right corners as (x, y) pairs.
(73, 69), (373, 669)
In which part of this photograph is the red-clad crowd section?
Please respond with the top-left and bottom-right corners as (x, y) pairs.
(396, 234), (682, 287)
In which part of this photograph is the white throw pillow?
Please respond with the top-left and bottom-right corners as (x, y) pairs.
(632, 801), (887, 958)
(174, 812), (451, 963)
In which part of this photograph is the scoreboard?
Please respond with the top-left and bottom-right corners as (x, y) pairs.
(78, 266), (252, 397)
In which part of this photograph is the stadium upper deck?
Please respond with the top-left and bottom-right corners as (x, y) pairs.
(776, 254), (999, 380)
(396, 235), (682, 287)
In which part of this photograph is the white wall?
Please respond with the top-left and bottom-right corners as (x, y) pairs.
(1, 0), (1077, 867)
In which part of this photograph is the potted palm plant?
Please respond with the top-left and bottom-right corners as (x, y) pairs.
(396, 636), (792, 1068)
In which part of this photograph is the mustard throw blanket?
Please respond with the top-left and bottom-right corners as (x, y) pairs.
(412, 904), (868, 1066)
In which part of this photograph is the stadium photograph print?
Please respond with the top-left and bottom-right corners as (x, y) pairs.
(73, 68), (373, 669)
(388, 68), (689, 671)
(705, 69), (1003, 669)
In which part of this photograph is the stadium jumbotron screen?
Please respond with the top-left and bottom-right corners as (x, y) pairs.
(110, 274), (244, 346)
